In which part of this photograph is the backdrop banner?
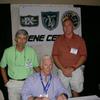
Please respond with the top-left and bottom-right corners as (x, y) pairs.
(11, 4), (81, 62)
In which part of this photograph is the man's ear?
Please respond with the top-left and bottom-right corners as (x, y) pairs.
(15, 37), (18, 42)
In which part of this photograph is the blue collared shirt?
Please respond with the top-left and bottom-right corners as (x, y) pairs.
(21, 72), (68, 100)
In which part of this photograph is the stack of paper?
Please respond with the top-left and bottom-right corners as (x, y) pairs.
(68, 95), (100, 100)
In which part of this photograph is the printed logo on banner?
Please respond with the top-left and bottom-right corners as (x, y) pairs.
(20, 15), (39, 27)
(41, 11), (59, 31)
(62, 10), (80, 29)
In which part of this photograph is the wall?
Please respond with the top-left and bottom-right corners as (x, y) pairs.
(0, 0), (100, 6)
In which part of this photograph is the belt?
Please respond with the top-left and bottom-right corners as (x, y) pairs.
(9, 77), (26, 81)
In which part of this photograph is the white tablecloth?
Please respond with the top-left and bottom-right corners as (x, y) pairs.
(68, 95), (100, 100)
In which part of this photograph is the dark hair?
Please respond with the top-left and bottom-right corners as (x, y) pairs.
(15, 29), (28, 38)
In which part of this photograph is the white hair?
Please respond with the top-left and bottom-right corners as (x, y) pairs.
(40, 55), (53, 66)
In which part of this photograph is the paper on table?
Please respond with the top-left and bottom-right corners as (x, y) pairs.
(68, 95), (100, 100)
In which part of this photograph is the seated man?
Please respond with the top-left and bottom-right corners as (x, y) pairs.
(21, 55), (68, 100)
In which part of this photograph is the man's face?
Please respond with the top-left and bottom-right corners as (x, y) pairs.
(63, 20), (74, 35)
(41, 58), (53, 76)
(15, 34), (28, 47)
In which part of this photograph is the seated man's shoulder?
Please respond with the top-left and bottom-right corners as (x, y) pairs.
(52, 74), (60, 80)
(26, 73), (39, 81)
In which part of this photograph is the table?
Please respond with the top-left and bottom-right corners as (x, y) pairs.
(68, 95), (100, 100)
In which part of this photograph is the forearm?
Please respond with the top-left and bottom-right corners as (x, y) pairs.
(57, 93), (68, 100)
(0, 67), (8, 84)
(72, 56), (86, 69)
(28, 96), (37, 100)
(28, 96), (47, 100)
(53, 56), (64, 71)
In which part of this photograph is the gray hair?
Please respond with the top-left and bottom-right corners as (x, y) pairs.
(15, 29), (28, 38)
(41, 55), (53, 66)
